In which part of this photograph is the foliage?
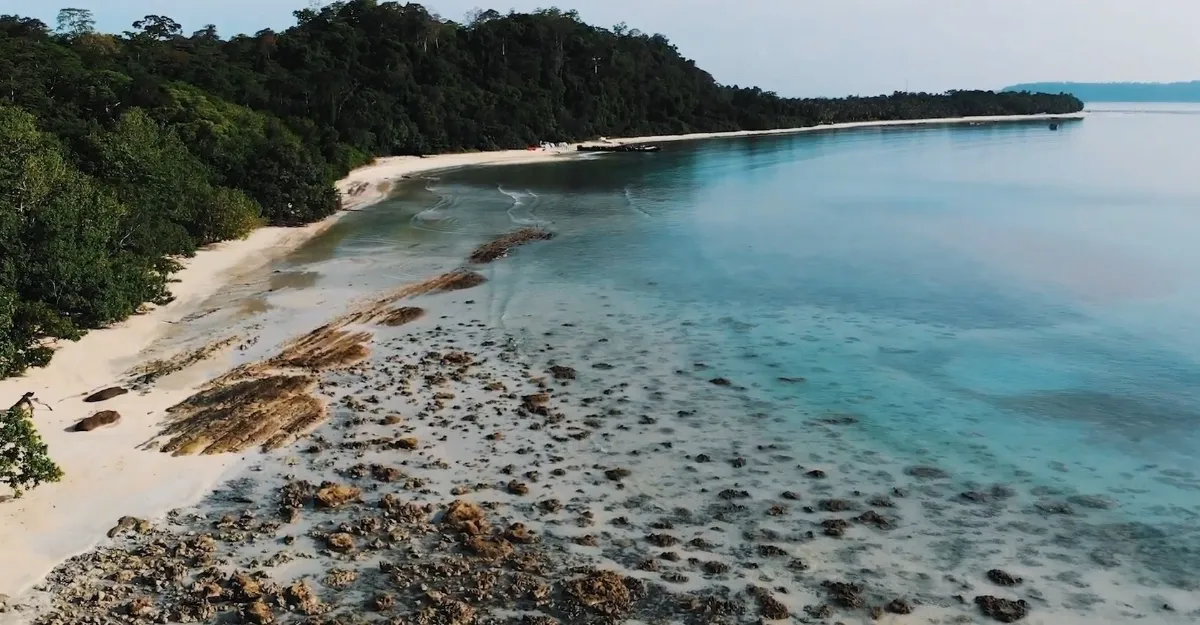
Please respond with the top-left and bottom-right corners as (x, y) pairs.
(0, 2), (1084, 379)
(0, 406), (64, 497)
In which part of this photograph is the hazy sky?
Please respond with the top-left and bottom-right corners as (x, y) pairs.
(9, 0), (1198, 97)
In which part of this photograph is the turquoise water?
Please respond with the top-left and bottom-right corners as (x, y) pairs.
(286, 108), (1200, 615)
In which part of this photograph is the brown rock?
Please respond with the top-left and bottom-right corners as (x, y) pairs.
(564, 570), (637, 616)
(72, 410), (121, 432)
(465, 535), (514, 560)
(315, 483), (361, 509)
(284, 581), (323, 616)
(84, 386), (128, 403)
(230, 572), (263, 600)
(443, 499), (490, 536)
(374, 593), (395, 612)
(243, 600), (274, 624)
(322, 569), (357, 589)
(326, 532), (355, 552)
(106, 516), (144, 538)
(395, 436), (418, 450)
(507, 480), (530, 495)
(504, 522), (536, 544)
(750, 586), (789, 620)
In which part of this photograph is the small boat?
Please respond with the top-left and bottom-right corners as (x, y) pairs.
(1049, 123), (1059, 131)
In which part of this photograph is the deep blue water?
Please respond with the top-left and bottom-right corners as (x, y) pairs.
(288, 107), (1200, 611)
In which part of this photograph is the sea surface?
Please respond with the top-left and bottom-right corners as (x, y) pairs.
(274, 106), (1200, 620)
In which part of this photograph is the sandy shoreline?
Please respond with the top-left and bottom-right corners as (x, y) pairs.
(0, 112), (1083, 600)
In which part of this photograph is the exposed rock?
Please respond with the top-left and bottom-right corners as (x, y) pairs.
(574, 534), (599, 547)
(886, 598), (913, 614)
(230, 572), (264, 600)
(284, 581), (323, 616)
(395, 436), (419, 450)
(443, 499), (490, 535)
(84, 387), (128, 403)
(106, 516), (147, 538)
(374, 593), (395, 612)
(314, 483), (361, 509)
(72, 410), (121, 432)
(465, 535), (514, 560)
(326, 532), (355, 552)
(507, 480), (530, 495)
(708, 377), (731, 386)
(243, 600), (274, 624)
(987, 569), (1023, 587)
(504, 523), (536, 544)
(975, 596), (1030, 622)
(806, 469), (827, 479)
(322, 569), (357, 589)
(702, 560), (729, 575)
(563, 570), (639, 616)
(750, 586), (789, 620)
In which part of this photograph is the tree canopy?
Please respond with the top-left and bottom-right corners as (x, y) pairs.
(0, 3), (1083, 379)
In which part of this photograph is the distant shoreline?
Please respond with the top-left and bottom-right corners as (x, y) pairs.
(0, 111), (1084, 598)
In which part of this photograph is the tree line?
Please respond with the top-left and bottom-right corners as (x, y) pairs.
(0, 1), (1083, 379)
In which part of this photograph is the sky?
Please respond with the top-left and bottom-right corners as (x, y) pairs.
(8, 0), (1198, 97)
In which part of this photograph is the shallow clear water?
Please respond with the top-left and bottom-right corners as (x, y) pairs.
(282, 108), (1200, 616)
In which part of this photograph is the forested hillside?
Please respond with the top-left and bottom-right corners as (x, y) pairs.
(0, 2), (1083, 378)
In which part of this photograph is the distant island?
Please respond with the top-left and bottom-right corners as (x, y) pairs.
(1003, 81), (1200, 102)
(0, 2), (1082, 378)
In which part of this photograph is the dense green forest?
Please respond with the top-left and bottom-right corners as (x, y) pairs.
(0, 2), (1083, 379)
(1004, 81), (1200, 103)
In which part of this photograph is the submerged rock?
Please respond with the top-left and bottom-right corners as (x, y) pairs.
(822, 580), (864, 608)
(975, 596), (1030, 622)
(987, 569), (1023, 587)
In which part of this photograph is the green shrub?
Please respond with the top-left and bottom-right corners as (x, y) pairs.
(0, 406), (64, 497)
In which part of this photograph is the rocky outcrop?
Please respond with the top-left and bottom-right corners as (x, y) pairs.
(72, 410), (121, 432)
(84, 387), (128, 403)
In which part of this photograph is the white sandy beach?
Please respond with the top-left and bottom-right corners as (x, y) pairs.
(0, 112), (1083, 599)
